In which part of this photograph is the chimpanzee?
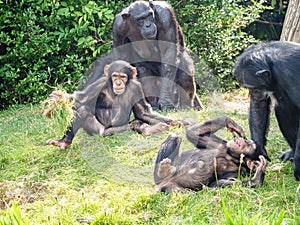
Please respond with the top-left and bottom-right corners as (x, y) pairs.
(154, 117), (267, 193)
(46, 60), (187, 150)
(112, 0), (202, 111)
(233, 41), (300, 180)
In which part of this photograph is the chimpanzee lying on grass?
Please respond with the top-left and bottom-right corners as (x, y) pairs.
(154, 117), (267, 193)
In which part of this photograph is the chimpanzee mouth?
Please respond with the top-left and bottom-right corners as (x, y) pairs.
(114, 88), (125, 95)
(143, 30), (157, 40)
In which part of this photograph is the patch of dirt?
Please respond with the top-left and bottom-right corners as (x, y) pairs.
(0, 180), (48, 209)
(205, 91), (250, 114)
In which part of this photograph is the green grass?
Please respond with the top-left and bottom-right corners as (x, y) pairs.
(0, 93), (300, 225)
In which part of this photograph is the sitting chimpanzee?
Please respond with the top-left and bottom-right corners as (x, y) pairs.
(233, 41), (300, 180)
(112, 0), (202, 111)
(154, 117), (267, 193)
(46, 60), (187, 150)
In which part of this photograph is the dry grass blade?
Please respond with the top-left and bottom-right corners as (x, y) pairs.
(41, 89), (75, 134)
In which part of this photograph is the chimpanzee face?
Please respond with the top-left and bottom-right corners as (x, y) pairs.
(226, 138), (257, 159)
(111, 72), (128, 95)
(234, 67), (271, 90)
(233, 49), (274, 92)
(104, 60), (137, 96)
(134, 10), (157, 40)
(124, 2), (157, 40)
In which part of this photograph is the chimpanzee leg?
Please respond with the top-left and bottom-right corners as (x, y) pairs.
(46, 106), (105, 149)
(186, 117), (240, 149)
(175, 53), (203, 110)
(275, 100), (298, 161)
(175, 73), (194, 110)
(293, 121), (300, 180)
(137, 65), (161, 109)
(153, 134), (181, 184)
(103, 124), (131, 136)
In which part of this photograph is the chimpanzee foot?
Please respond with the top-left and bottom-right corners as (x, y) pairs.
(279, 149), (294, 162)
(158, 158), (176, 178)
(143, 122), (170, 136)
(158, 99), (176, 111)
(46, 139), (70, 150)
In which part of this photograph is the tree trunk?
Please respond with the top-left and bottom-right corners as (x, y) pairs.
(280, 0), (300, 43)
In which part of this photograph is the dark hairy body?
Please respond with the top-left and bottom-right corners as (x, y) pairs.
(46, 60), (186, 150)
(154, 117), (267, 193)
(112, 0), (202, 111)
(233, 41), (300, 180)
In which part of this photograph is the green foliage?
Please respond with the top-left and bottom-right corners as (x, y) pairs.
(172, 0), (266, 91)
(0, 0), (115, 109)
(0, 203), (29, 225)
(1, 0), (266, 108)
(221, 199), (285, 225)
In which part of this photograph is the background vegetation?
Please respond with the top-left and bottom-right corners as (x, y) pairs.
(0, 0), (287, 109)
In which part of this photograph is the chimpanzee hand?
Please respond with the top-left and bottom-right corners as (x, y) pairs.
(49, 90), (72, 103)
(225, 118), (246, 139)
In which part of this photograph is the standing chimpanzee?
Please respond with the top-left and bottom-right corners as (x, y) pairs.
(46, 60), (187, 150)
(154, 117), (267, 193)
(233, 41), (300, 180)
(112, 0), (202, 111)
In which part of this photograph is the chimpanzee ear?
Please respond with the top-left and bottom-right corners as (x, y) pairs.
(132, 67), (137, 79)
(122, 12), (130, 20)
(255, 70), (270, 77)
(104, 64), (110, 77)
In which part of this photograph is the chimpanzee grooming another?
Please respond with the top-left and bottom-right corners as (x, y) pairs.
(46, 60), (186, 150)
(154, 117), (267, 193)
(233, 41), (300, 180)
(112, 0), (202, 111)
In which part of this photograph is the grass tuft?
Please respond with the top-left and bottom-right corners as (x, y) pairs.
(41, 88), (75, 135)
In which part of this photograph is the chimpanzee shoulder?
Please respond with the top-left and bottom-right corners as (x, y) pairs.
(151, 1), (174, 28)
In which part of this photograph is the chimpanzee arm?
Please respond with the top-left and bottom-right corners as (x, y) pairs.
(112, 14), (129, 48)
(71, 76), (108, 110)
(186, 117), (246, 149)
(242, 155), (267, 187)
(46, 77), (108, 150)
(248, 89), (271, 161)
(155, 4), (181, 110)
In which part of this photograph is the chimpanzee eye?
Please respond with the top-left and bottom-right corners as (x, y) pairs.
(148, 12), (154, 20)
(136, 17), (144, 24)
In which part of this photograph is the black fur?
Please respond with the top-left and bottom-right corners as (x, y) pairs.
(112, 1), (202, 110)
(234, 41), (300, 180)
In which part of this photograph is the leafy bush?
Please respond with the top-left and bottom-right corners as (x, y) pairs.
(0, 0), (265, 109)
(0, 0), (118, 109)
(172, 0), (265, 91)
